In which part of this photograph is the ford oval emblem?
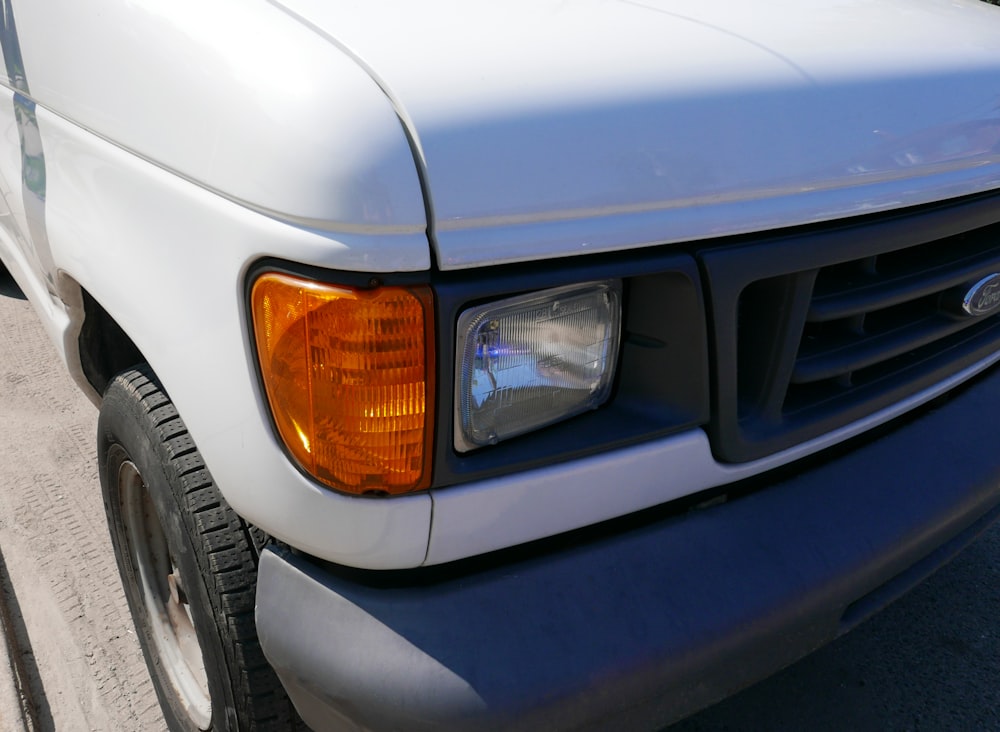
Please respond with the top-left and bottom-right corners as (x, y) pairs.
(963, 273), (1000, 317)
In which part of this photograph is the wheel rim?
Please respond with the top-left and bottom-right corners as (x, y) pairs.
(119, 460), (212, 730)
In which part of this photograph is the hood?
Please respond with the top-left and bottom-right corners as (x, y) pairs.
(275, 0), (1000, 268)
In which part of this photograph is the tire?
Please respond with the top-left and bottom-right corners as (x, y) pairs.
(98, 366), (298, 731)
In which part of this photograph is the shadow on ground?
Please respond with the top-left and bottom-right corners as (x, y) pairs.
(0, 264), (26, 300)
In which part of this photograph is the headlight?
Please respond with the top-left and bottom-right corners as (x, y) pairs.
(454, 281), (622, 452)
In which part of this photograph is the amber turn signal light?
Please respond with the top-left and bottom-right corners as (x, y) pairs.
(251, 272), (435, 495)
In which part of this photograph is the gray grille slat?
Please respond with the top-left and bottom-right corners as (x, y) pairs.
(791, 315), (981, 384)
(808, 254), (1000, 323)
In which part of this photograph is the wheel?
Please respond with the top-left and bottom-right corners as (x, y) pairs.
(98, 366), (298, 731)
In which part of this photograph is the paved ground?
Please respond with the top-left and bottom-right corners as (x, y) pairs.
(1, 264), (1000, 731)
(0, 270), (165, 731)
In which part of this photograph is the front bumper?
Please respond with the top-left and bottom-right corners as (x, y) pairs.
(256, 364), (1000, 732)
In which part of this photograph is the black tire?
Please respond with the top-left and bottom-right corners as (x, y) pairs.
(98, 366), (298, 731)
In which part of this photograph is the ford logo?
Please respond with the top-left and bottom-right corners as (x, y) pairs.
(963, 273), (1000, 317)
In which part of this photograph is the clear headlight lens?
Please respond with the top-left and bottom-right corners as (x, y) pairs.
(454, 281), (622, 452)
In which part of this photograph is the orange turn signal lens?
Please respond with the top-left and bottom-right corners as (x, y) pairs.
(251, 272), (435, 495)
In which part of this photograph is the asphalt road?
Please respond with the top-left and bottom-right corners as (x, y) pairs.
(0, 267), (166, 731)
(1, 265), (999, 731)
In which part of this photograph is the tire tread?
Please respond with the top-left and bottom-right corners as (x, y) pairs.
(101, 366), (300, 731)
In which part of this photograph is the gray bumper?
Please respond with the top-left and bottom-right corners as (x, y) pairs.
(256, 365), (1000, 732)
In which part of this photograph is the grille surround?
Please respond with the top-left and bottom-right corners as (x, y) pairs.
(699, 192), (1000, 464)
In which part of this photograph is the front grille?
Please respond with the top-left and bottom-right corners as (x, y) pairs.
(700, 192), (1000, 463)
(788, 230), (1000, 413)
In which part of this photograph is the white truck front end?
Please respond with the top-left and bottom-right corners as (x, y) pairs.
(0, 1), (999, 729)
